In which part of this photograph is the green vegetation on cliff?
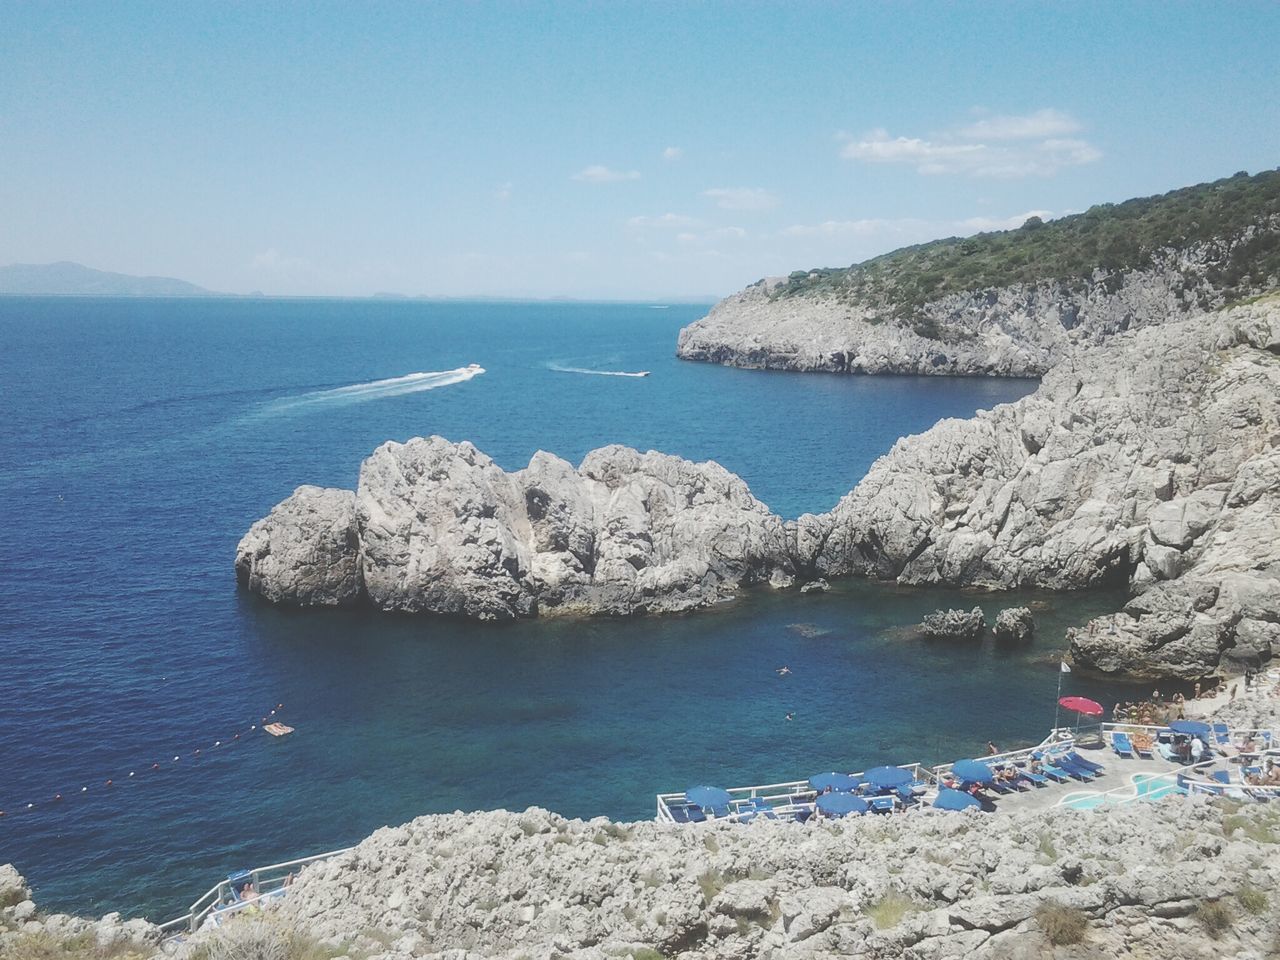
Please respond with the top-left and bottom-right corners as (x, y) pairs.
(774, 169), (1280, 312)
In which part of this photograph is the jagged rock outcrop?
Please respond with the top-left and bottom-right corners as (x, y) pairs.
(235, 486), (362, 605)
(0, 868), (159, 957)
(167, 796), (1280, 960)
(237, 439), (794, 619)
(993, 607), (1035, 643)
(919, 607), (986, 641)
(799, 298), (1280, 678)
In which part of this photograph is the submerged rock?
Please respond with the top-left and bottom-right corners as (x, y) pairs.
(919, 607), (986, 641)
(800, 578), (830, 594)
(993, 606), (1035, 643)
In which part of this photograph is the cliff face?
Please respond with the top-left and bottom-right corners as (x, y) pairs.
(798, 298), (1280, 678)
(677, 230), (1278, 378)
(236, 439), (794, 620)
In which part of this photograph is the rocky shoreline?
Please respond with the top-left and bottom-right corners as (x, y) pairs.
(675, 217), (1280, 379)
(237, 298), (1279, 680)
(5, 684), (1278, 960)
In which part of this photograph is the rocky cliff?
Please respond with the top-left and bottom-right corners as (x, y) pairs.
(238, 300), (1280, 678)
(678, 171), (1280, 378)
(236, 439), (794, 620)
(798, 297), (1280, 678)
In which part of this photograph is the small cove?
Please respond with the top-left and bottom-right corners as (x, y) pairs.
(0, 297), (1151, 919)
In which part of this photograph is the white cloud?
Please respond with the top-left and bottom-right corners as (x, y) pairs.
(572, 164), (641, 183)
(493, 181), (513, 201)
(781, 210), (1056, 241)
(662, 146), (683, 161)
(958, 108), (1082, 141)
(250, 248), (312, 272)
(627, 212), (701, 229)
(702, 187), (780, 211)
(959, 209), (1055, 231)
(841, 110), (1101, 178)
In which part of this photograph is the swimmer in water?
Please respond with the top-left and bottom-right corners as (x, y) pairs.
(784, 712), (795, 722)
(776, 666), (792, 676)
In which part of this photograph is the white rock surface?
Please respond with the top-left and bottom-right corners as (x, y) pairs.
(239, 440), (794, 620)
(804, 298), (1280, 677)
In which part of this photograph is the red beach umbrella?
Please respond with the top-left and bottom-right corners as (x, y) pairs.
(1058, 696), (1104, 717)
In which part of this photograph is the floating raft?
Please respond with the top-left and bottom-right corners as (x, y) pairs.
(263, 723), (295, 737)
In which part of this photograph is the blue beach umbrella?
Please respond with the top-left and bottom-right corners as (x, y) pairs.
(1169, 720), (1211, 737)
(816, 792), (869, 817)
(809, 772), (861, 792)
(951, 759), (995, 784)
(933, 788), (982, 811)
(864, 765), (913, 789)
(685, 785), (731, 809)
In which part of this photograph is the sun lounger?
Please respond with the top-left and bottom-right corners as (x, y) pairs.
(1055, 757), (1097, 781)
(1016, 770), (1048, 788)
(1209, 770), (1250, 800)
(868, 795), (896, 813)
(1039, 762), (1072, 783)
(667, 803), (706, 823)
(1111, 732), (1136, 758)
(746, 797), (777, 819)
(1212, 723), (1231, 745)
(1066, 751), (1105, 774)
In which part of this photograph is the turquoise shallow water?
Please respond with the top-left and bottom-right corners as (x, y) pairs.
(0, 297), (1154, 920)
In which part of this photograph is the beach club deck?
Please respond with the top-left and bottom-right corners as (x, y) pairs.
(656, 720), (1280, 823)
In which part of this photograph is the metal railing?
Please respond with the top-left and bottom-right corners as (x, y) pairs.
(656, 762), (933, 823)
(158, 846), (355, 936)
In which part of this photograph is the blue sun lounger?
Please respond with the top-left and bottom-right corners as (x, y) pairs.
(1111, 732), (1136, 758)
(1066, 751), (1105, 774)
(1016, 768), (1048, 787)
(1052, 756), (1096, 781)
(667, 802), (707, 823)
(1038, 762), (1072, 783)
(1212, 723), (1231, 746)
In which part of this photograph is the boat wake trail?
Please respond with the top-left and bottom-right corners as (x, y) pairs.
(267, 364), (485, 412)
(548, 363), (649, 378)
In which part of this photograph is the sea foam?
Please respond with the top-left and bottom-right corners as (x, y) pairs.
(268, 364), (485, 411)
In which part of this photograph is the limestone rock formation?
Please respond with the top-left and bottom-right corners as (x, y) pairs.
(802, 298), (1280, 678)
(677, 194), (1280, 379)
(234, 486), (361, 606)
(919, 607), (986, 641)
(168, 796), (1279, 960)
(238, 439), (794, 619)
(993, 607), (1035, 643)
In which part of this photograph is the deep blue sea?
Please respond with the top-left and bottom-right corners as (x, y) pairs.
(0, 297), (1153, 920)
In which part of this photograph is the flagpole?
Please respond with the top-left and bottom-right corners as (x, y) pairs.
(1054, 662), (1065, 732)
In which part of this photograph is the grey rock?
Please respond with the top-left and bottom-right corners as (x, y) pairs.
(800, 578), (830, 594)
(920, 607), (986, 641)
(992, 607), (1035, 643)
(241, 438), (794, 620)
(234, 486), (362, 606)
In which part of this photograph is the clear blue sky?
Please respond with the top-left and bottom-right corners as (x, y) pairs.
(2, 2), (1277, 299)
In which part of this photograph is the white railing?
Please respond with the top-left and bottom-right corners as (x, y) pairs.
(656, 762), (933, 823)
(158, 846), (355, 936)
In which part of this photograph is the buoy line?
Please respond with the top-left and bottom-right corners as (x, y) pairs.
(0, 703), (287, 821)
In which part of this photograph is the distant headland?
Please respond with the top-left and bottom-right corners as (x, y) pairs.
(0, 261), (215, 297)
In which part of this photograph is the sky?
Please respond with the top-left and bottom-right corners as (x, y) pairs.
(1, 2), (1278, 299)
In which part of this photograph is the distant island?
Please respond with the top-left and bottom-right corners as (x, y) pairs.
(0, 261), (214, 297)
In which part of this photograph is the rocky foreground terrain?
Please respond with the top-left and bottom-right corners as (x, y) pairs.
(238, 298), (1279, 679)
(6, 776), (1280, 958)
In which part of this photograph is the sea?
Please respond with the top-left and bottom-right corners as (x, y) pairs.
(0, 297), (1155, 920)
